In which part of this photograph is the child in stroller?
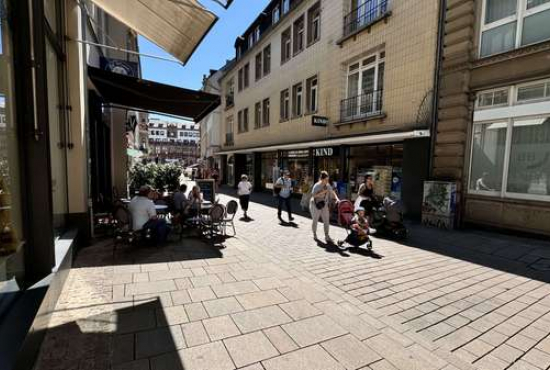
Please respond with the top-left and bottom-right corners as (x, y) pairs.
(337, 200), (373, 250)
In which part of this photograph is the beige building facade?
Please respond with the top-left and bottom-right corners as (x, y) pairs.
(434, 0), (550, 235)
(218, 0), (440, 217)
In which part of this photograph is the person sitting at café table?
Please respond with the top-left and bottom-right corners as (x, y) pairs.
(188, 185), (203, 217)
(172, 184), (188, 212)
(128, 186), (170, 243)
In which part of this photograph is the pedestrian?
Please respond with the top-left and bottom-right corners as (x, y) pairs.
(237, 174), (252, 220)
(300, 176), (313, 211)
(274, 170), (294, 222)
(310, 171), (340, 243)
(355, 175), (376, 211)
(212, 167), (220, 190)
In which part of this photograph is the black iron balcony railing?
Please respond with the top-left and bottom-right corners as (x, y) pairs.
(225, 133), (234, 146)
(340, 90), (383, 122)
(343, 0), (389, 37)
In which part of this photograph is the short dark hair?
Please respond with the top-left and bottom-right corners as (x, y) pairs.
(320, 171), (329, 180)
(180, 184), (188, 192)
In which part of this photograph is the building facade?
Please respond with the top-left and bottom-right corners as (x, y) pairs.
(148, 118), (200, 165)
(218, 0), (440, 217)
(434, 0), (550, 235)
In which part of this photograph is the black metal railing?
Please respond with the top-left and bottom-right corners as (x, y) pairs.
(340, 90), (383, 122)
(225, 133), (234, 146)
(343, 0), (389, 37)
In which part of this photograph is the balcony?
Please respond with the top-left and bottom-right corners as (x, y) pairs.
(343, 0), (390, 38)
(340, 90), (384, 123)
(225, 133), (234, 147)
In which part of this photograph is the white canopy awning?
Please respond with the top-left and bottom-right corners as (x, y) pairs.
(90, 0), (217, 64)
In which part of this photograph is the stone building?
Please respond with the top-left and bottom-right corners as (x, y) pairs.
(217, 0), (441, 217)
(148, 118), (200, 164)
(434, 0), (550, 235)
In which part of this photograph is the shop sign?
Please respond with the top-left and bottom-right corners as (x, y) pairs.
(283, 150), (309, 158)
(314, 147), (338, 157)
(312, 116), (329, 127)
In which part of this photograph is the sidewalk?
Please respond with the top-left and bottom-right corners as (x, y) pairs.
(33, 193), (550, 370)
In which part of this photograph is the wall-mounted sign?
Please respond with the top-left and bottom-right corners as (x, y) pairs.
(314, 147), (339, 157)
(312, 116), (329, 127)
(100, 57), (139, 77)
(282, 150), (309, 158)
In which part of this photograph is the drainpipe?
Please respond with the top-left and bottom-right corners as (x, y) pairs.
(429, 0), (447, 179)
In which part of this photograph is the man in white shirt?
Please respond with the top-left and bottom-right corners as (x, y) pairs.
(128, 186), (169, 243)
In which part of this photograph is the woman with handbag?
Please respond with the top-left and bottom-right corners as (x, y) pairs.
(310, 171), (340, 243)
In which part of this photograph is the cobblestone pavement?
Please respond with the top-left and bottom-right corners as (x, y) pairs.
(34, 193), (550, 370)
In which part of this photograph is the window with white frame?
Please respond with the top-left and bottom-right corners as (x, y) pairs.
(263, 45), (271, 75)
(273, 5), (281, 23)
(255, 102), (262, 129)
(283, 0), (290, 14)
(480, 0), (550, 57)
(263, 98), (270, 126)
(306, 75), (319, 113)
(281, 27), (292, 64)
(254, 26), (261, 42)
(476, 88), (510, 108)
(255, 52), (263, 81)
(344, 51), (385, 119)
(244, 63), (250, 88)
(293, 15), (305, 55)
(292, 82), (303, 117)
(469, 79), (550, 201)
(307, 2), (321, 45)
(280, 89), (290, 121)
(248, 33), (255, 48)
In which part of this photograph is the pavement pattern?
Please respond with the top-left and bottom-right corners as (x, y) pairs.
(33, 192), (550, 370)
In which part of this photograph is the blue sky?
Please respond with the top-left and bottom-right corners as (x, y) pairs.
(138, 0), (270, 91)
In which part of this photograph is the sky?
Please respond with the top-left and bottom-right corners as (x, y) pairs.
(138, 0), (270, 92)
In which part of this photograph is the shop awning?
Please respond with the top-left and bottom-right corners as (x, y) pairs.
(89, 0), (219, 64)
(217, 129), (430, 155)
(88, 66), (220, 122)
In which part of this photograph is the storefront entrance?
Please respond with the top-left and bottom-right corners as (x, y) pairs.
(280, 149), (311, 194)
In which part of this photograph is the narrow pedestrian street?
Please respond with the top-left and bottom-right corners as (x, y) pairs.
(34, 193), (550, 370)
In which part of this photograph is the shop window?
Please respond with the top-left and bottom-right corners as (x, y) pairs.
(263, 44), (271, 76)
(293, 15), (305, 55)
(0, 4), (25, 264)
(469, 122), (507, 192)
(292, 82), (303, 117)
(281, 27), (292, 64)
(307, 2), (321, 45)
(306, 75), (318, 113)
(254, 102), (262, 129)
(263, 98), (270, 126)
(280, 89), (290, 121)
(255, 52), (262, 81)
(480, 0), (550, 57)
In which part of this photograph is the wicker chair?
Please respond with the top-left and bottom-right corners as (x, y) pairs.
(222, 200), (239, 236)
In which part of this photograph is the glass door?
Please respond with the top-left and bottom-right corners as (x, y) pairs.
(360, 66), (376, 115)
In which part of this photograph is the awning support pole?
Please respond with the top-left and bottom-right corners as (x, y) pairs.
(70, 38), (185, 66)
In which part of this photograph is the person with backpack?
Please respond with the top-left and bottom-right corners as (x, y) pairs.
(310, 171), (340, 243)
(274, 170), (294, 222)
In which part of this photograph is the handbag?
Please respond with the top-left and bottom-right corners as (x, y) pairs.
(273, 178), (283, 195)
(315, 200), (326, 210)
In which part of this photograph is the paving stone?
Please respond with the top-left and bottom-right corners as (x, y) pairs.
(111, 334), (134, 365)
(156, 305), (189, 326)
(112, 359), (150, 370)
(117, 309), (156, 334)
(125, 280), (177, 296)
(151, 342), (235, 370)
(281, 315), (347, 347)
(141, 263), (169, 272)
(473, 354), (509, 370)
(522, 348), (550, 369)
(175, 278), (193, 290)
(262, 345), (345, 370)
(203, 315), (241, 341)
(188, 286), (217, 302)
(507, 359), (541, 370)
(263, 327), (299, 354)
(279, 300), (322, 321)
(235, 290), (288, 310)
(212, 281), (260, 298)
(185, 302), (209, 322)
(239, 364), (265, 370)
(254, 277), (286, 290)
(181, 321), (210, 348)
(462, 339), (494, 358)
(321, 334), (381, 370)
(136, 326), (185, 359)
(191, 274), (222, 288)
(231, 306), (292, 333)
(203, 297), (245, 317)
(224, 331), (279, 368)
(171, 290), (192, 305)
(478, 330), (508, 347)
(149, 269), (193, 282)
(314, 301), (379, 340)
(491, 344), (524, 364)
(506, 334), (539, 352)
(368, 359), (399, 370)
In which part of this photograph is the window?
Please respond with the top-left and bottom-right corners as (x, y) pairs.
(281, 27), (292, 64)
(293, 15), (305, 55)
(477, 88), (509, 108)
(343, 51), (385, 120)
(255, 102), (262, 129)
(280, 89), (290, 121)
(480, 0), (550, 57)
(262, 99), (270, 126)
(238, 68), (243, 91)
(254, 26), (261, 42)
(283, 0), (290, 14)
(255, 52), (263, 81)
(263, 45), (271, 75)
(238, 109), (249, 133)
(273, 5), (281, 23)
(307, 2), (321, 45)
(292, 82), (304, 117)
(244, 63), (250, 89)
(225, 78), (235, 107)
(306, 75), (319, 113)
(469, 81), (550, 201)
(248, 33), (255, 48)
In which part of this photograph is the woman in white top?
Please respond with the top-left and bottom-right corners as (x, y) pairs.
(237, 175), (253, 220)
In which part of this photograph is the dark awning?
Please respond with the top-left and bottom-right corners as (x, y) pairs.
(88, 66), (220, 122)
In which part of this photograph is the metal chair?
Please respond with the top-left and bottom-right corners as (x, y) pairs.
(112, 206), (136, 247)
(201, 204), (226, 243)
(223, 200), (239, 236)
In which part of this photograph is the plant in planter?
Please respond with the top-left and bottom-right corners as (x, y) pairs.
(128, 162), (157, 194)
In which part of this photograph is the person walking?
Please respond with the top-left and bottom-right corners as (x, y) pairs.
(274, 170), (294, 222)
(237, 174), (253, 220)
(310, 171), (340, 243)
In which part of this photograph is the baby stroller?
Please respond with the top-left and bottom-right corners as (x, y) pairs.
(337, 200), (373, 250)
